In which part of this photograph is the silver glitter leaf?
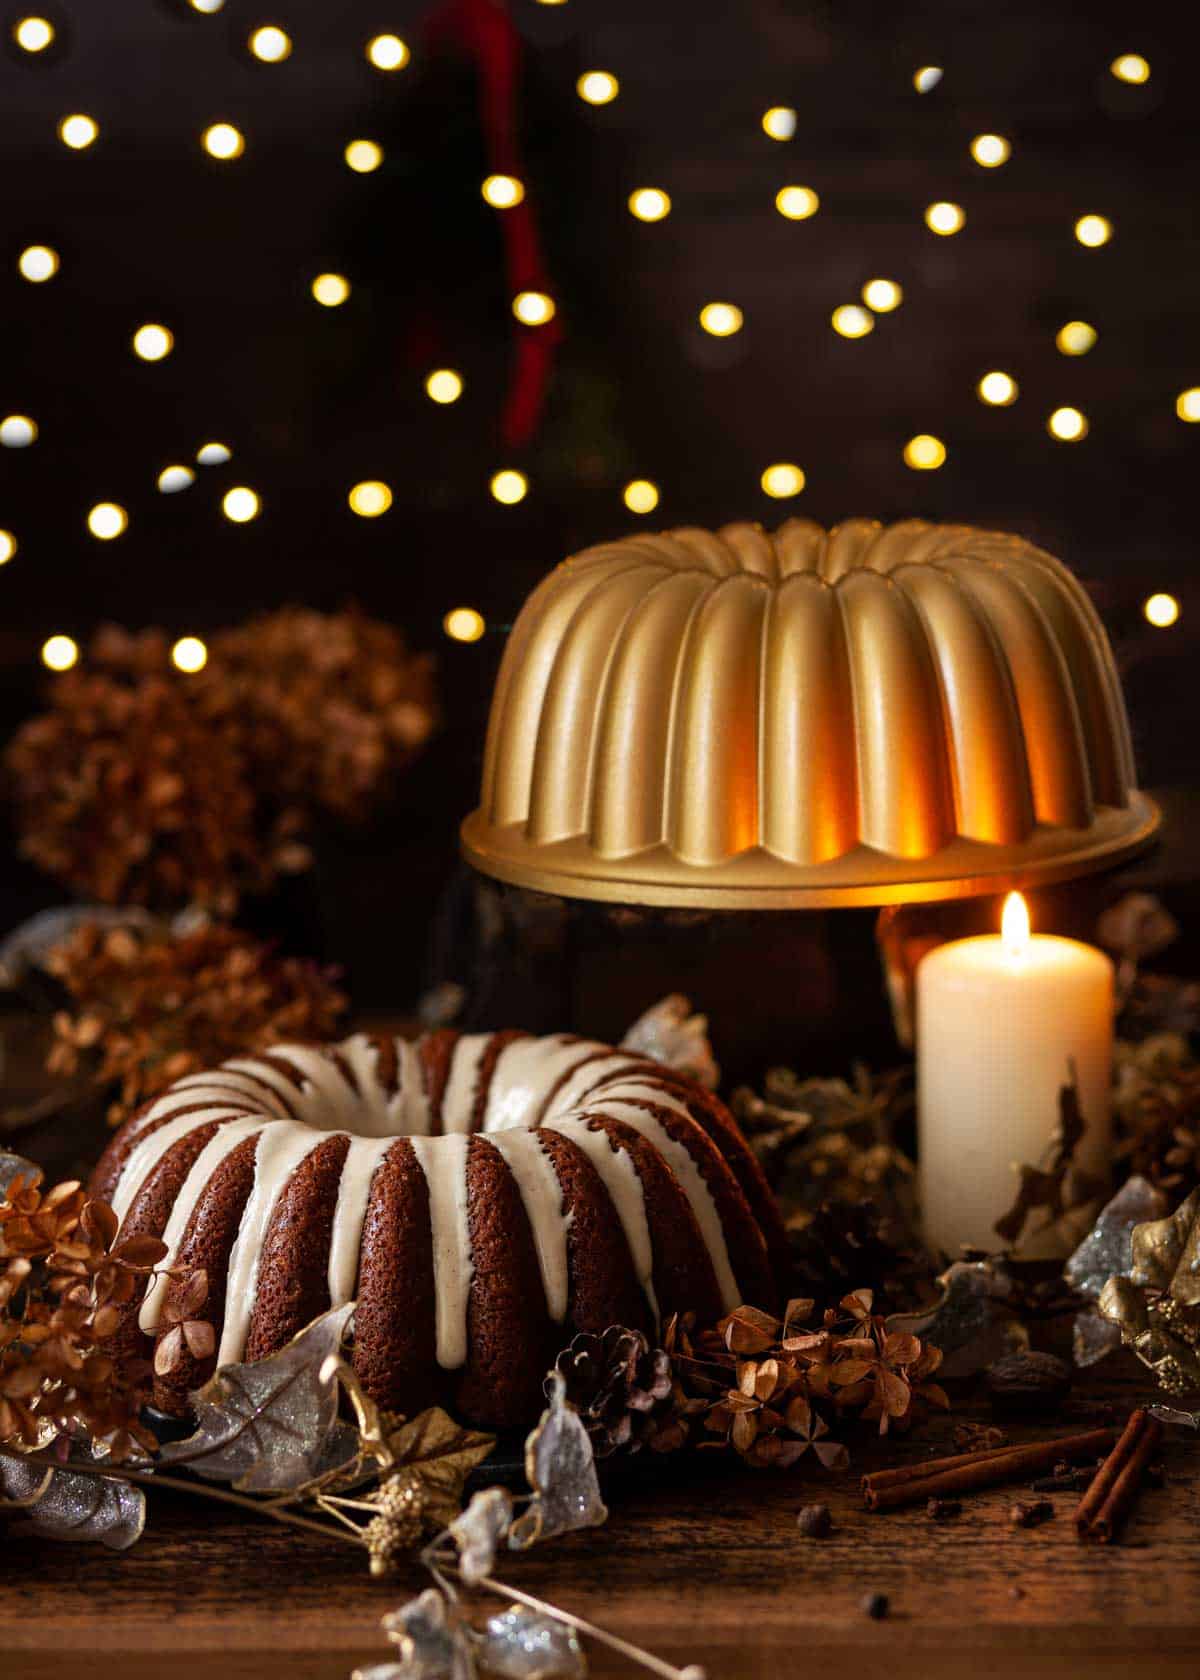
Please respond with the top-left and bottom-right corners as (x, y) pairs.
(479, 1607), (586, 1680)
(621, 994), (719, 1090)
(509, 1372), (607, 1549)
(1072, 1305), (1124, 1368)
(1064, 1175), (1168, 1303)
(0, 1150), (42, 1199)
(448, 1485), (514, 1586)
(887, 1260), (1025, 1378)
(159, 1301), (355, 1492)
(1149, 1403), (1200, 1428)
(379, 1588), (477, 1680)
(0, 1452), (145, 1549)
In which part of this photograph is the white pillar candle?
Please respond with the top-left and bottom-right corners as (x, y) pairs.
(917, 893), (1113, 1257)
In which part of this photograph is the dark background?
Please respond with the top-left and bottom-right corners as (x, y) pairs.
(1, 0), (1196, 1012)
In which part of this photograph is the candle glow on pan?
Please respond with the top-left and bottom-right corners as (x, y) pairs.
(1001, 890), (1030, 959)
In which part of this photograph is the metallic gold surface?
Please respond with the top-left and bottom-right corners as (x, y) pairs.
(462, 518), (1160, 907)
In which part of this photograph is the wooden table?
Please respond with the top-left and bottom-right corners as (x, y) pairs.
(4, 1349), (1197, 1680)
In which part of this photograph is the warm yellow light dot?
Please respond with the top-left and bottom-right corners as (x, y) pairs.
(629, 187), (671, 222)
(14, 16), (53, 52)
(1111, 53), (1150, 85)
(0, 531), (16, 565)
(925, 201), (965, 236)
(623, 479), (660, 514)
(1075, 214), (1112, 248)
(761, 106), (796, 141)
(1144, 592), (1179, 628)
(86, 502), (128, 540)
(196, 441), (231, 465)
(249, 25), (291, 62)
(1175, 388), (1200, 423)
(699, 301), (743, 337)
(203, 123), (245, 160)
(761, 463), (806, 498)
(344, 139), (383, 173)
(157, 465), (194, 494)
(513, 290), (556, 326)
(311, 273), (350, 307)
(444, 607), (486, 643)
(58, 114), (99, 150)
(861, 278), (902, 312)
(348, 480), (392, 517)
(482, 174), (524, 209)
(189, 0), (224, 12)
(18, 245), (58, 283)
(490, 470), (528, 505)
(132, 323), (174, 362)
(1048, 406), (1088, 441)
(775, 185), (819, 220)
(904, 434), (947, 471)
(0, 415), (37, 448)
(366, 34), (409, 70)
(1057, 320), (1097, 356)
(172, 635), (208, 673)
(42, 635), (78, 672)
(577, 71), (619, 105)
(425, 368), (464, 404)
(832, 304), (874, 339)
(222, 486), (260, 522)
(913, 65), (943, 93)
(978, 371), (1018, 406)
(970, 133), (1011, 168)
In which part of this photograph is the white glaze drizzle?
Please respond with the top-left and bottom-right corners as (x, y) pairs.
(486, 1130), (571, 1321)
(440, 1034), (493, 1134)
(137, 1115), (265, 1332)
(398, 1039), (433, 1135)
(327, 1135), (394, 1306)
(544, 1116), (659, 1324)
(110, 1105), (251, 1227)
(223, 1055), (309, 1118)
(546, 1053), (644, 1120)
(408, 1134), (473, 1367)
(339, 1035), (407, 1134)
(218, 1121), (325, 1366)
(483, 1035), (609, 1132)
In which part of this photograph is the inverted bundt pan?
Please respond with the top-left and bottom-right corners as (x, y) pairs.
(461, 519), (1159, 908)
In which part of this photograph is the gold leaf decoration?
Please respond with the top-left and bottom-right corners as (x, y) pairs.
(383, 1407), (496, 1530)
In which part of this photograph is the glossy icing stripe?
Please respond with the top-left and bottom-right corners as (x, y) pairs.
(408, 1133), (473, 1368)
(440, 1035), (493, 1134)
(487, 1129), (570, 1321)
(339, 1035), (407, 1134)
(223, 1056), (309, 1118)
(262, 1046), (359, 1130)
(327, 1135), (393, 1306)
(589, 1094), (740, 1310)
(129, 1073), (282, 1133)
(546, 1053), (644, 1119)
(397, 1039), (433, 1135)
(111, 1105), (251, 1227)
(544, 1117), (659, 1324)
(218, 1121), (325, 1366)
(137, 1115), (265, 1332)
(484, 1035), (608, 1132)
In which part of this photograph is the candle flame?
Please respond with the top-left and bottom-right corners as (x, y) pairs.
(1001, 891), (1030, 957)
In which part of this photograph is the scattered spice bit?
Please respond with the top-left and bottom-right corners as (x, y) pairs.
(1009, 1586), (1026, 1601)
(1010, 1499), (1054, 1528)
(926, 1497), (962, 1520)
(861, 1592), (890, 1620)
(953, 1422), (1008, 1453)
(1075, 1408), (1165, 1543)
(796, 1503), (832, 1537)
(1030, 1464), (1096, 1494)
(986, 1351), (1073, 1416)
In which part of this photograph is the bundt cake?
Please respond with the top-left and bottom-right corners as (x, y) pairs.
(461, 518), (1158, 906)
(91, 1030), (786, 1428)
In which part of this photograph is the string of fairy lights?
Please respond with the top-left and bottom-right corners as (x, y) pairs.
(0, 11), (1191, 670)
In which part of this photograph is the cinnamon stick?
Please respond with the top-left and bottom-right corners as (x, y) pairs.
(862, 1427), (1116, 1512)
(1075, 1410), (1164, 1543)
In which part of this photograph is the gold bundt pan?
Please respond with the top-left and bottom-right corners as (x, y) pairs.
(461, 519), (1159, 907)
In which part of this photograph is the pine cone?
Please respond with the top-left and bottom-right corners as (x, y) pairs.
(552, 1326), (673, 1457)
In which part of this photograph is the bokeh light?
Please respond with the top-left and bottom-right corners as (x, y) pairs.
(1048, 406), (1088, 441)
(925, 201), (965, 235)
(132, 323), (174, 361)
(42, 635), (78, 672)
(490, 470), (528, 505)
(157, 466), (195, 493)
(444, 608), (485, 643)
(348, 480), (393, 517)
(1111, 54), (1150, 84)
(14, 16), (54, 52)
(513, 290), (556, 326)
(761, 107), (796, 140)
(311, 273), (350, 307)
(1175, 388), (1200, 423)
(970, 133), (1011, 167)
(86, 502), (128, 540)
(761, 463), (805, 498)
(202, 123), (245, 160)
(913, 66), (943, 93)
(623, 479), (660, 514)
(904, 435), (947, 470)
(482, 174), (524, 208)
(222, 486), (260, 522)
(1075, 214), (1112, 247)
(344, 140), (383, 173)
(978, 371), (1018, 406)
(1057, 320), (1097, 356)
(172, 636), (208, 673)
(629, 187), (671, 222)
(196, 441), (232, 465)
(366, 34), (409, 71)
(426, 368), (464, 404)
(831, 304), (874, 338)
(861, 278), (902, 312)
(1144, 593), (1179, 628)
(189, 0), (224, 11)
(699, 301), (743, 337)
(58, 115), (99, 150)
(577, 71), (619, 105)
(18, 245), (58, 283)
(0, 415), (37, 448)
(249, 26), (291, 62)
(775, 185), (819, 220)
(0, 531), (16, 565)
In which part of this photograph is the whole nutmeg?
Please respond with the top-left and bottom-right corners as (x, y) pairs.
(796, 1503), (832, 1538)
(986, 1351), (1073, 1417)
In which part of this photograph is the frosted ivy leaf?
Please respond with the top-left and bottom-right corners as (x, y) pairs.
(0, 1452), (145, 1549)
(509, 1373), (607, 1549)
(479, 1607), (586, 1679)
(0, 1150), (42, 1199)
(1065, 1175), (1168, 1303)
(621, 994), (719, 1090)
(379, 1589), (476, 1680)
(448, 1485), (514, 1585)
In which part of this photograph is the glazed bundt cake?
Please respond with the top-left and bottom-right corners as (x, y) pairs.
(91, 1030), (786, 1428)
